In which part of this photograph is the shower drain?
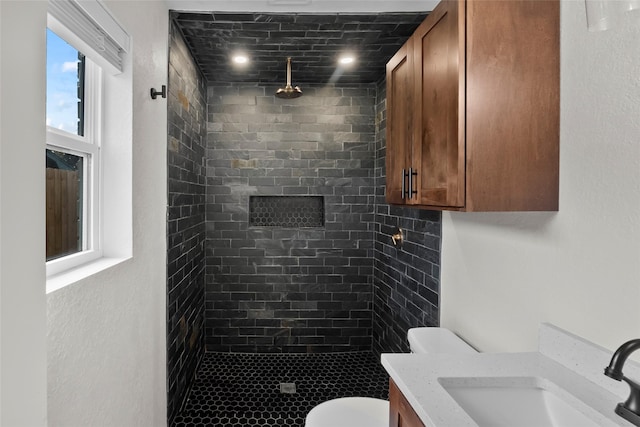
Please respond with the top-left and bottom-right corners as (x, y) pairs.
(279, 382), (297, 394)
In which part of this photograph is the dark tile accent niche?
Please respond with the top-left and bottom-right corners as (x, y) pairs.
(205, 83), (376, 353)
(167, 21), (207, 426)
(249, 195), (325, 228)
(372, 80), (442, 356)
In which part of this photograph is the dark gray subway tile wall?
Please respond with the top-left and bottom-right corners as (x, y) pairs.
(205, 83), (377, 353)
(372, 80), (442, 355)
(167, 22), (207, 426)
(202, 81), (441, 355)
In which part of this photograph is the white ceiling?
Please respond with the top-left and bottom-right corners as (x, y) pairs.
(165, 0), (440, 13)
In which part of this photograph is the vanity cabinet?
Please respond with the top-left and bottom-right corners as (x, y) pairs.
(385, 0), (559, 211)
(389, 379), (425, 427)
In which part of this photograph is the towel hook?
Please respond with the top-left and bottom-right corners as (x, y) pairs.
(150, 85), (166, 100)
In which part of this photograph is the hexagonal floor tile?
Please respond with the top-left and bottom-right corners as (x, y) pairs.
(172, 352), (389, 427)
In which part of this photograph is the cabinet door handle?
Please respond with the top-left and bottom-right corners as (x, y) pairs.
(408, 168), (417, 199)
(409, 168), (413, 199)
(401, 168), (406, 199)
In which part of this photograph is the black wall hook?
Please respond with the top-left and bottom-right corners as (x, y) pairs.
(150, 85), (166, 99)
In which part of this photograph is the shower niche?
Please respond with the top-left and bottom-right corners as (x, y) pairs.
(249, 196), (325, 228)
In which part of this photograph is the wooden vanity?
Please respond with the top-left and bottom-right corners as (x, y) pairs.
(389, 379), (426, 427)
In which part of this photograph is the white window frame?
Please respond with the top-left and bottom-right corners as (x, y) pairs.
(45, 27), (104, 277)
(45, 0), (132, 291)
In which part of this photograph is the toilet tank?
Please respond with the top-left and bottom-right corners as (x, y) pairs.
(407, 327), (476, 354)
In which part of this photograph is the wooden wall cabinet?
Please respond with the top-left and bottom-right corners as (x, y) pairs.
(389, 379), (426, 427)
(385, 0), (559, 212)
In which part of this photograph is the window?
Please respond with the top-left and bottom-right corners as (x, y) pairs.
(46, 29), (101, 269)
(45, 0), (131, 282)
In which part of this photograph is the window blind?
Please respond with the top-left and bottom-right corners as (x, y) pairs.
(48, 0), (129, 73)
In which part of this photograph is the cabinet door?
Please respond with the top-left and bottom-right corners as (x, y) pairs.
(389, 379), (426, 427)
(412, 0), (465, 207)
(385, 38), (413, 205)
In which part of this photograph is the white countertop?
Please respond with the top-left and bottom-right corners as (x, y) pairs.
(382, 336), (635, 427)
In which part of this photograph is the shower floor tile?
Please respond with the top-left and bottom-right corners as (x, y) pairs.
(173, 351), (389, 427)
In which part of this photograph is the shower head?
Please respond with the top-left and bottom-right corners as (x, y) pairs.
(275, 57), (302, 99)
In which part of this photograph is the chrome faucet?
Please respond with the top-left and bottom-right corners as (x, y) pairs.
(604, 339), (640, 426)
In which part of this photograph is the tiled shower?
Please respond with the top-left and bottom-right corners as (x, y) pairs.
(166, 13), (441, 426)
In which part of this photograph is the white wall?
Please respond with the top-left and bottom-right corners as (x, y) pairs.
(441, 1), (640, 354)
(0, 2), (48, 425)
(0, 1), (167, 426)
(46, 1), (168, 425)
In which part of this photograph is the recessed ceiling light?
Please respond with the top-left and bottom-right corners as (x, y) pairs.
(232, 54), (249, 65)
(338, 55), (356, 65)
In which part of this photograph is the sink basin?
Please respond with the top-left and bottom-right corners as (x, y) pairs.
(439, 377), (604, 427)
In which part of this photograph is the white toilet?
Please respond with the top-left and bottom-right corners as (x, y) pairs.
(305, 327), (476, 427)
